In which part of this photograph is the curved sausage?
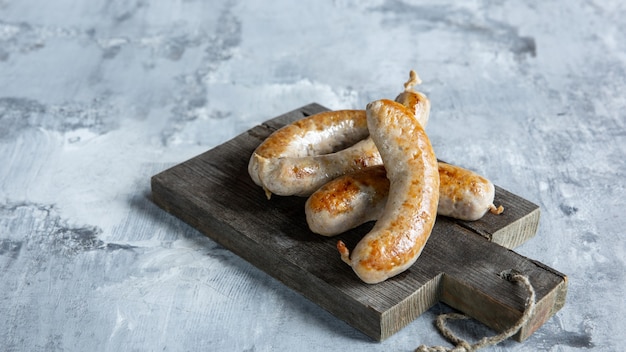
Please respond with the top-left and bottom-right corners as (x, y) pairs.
(248, 110), (383, 198)
(305, 165), (389, 236)
(337, 99), (440, 284)
(306, 163), (504, 236)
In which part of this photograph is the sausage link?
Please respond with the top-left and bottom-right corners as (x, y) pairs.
(305, 165), (389, 236)
(306, 163), (504, 236)
(248, 110), (382, 198)
(337, 99), (440, 284)
(438, 162), (504, 220)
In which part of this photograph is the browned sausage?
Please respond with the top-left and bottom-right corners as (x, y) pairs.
(306, 163), (504, 236)
(248, 110), (382, 198)
(337, 99), (440, 284)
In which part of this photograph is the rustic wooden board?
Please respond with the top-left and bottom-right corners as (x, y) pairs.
(151, 103), (567, 342)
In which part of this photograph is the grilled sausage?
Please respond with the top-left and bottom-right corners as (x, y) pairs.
(337, 99), (439, 284)
(248, 110), (382, 198)
(437, 162), (504, 220)
(305, 165), (389, 236)
(306, 163), (504, 236)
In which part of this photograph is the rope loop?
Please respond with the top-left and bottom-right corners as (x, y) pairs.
(415, 272), (536, 352)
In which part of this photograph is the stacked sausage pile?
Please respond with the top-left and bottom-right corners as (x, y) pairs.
(248, 71), (503, 284)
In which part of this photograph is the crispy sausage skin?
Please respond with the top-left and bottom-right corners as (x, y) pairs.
(248, 110), (383, 198)
(306, 163), (504, 236)
(437, 162), (504, 220)
(337, 99), (439, 284)
(305, 165), (389, 236)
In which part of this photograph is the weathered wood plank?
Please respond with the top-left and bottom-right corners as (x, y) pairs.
(151, 103), (567, 342)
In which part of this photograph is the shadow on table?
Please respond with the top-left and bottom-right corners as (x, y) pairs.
(130, 187), (372, 343)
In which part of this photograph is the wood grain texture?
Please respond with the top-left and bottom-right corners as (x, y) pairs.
(151, 103), (567, 342)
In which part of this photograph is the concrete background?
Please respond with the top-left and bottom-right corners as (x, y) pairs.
(1, 1), (624, 351)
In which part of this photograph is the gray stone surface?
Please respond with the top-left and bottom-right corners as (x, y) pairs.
(0, 1), (623, 351)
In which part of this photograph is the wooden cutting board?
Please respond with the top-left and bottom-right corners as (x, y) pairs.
(151, 103), (567, 342)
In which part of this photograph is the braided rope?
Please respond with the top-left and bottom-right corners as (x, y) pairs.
(416, 272), (536, 352)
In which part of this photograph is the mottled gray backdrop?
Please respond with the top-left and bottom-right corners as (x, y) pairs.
(1, 1), (624, 351)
